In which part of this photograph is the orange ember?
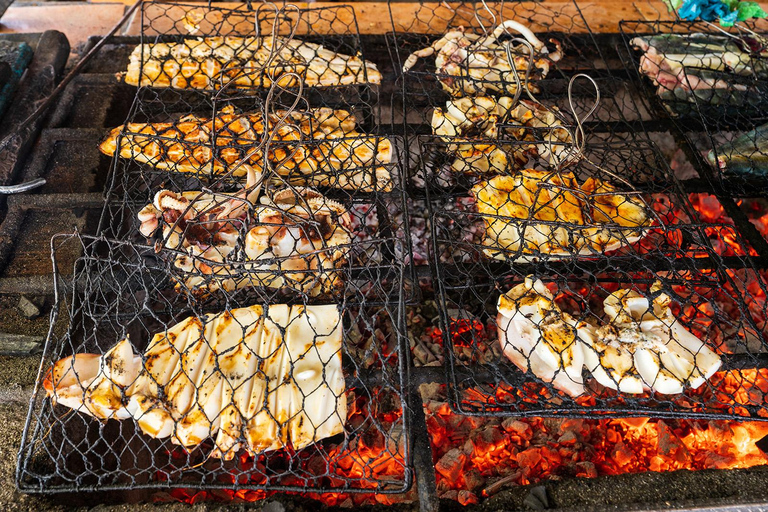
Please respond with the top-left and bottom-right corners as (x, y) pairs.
(156, 193), (768, 508)
(426, 399), (768, 503)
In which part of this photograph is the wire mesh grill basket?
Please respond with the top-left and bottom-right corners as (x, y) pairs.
(619, 20), (768, 124)
(98, 121), (409, 305)
(132, 2), (380, 97)
(425, 140), (754, 268)
(436, 264), (768, 420)
(16, 233), (411, 493)
(94, 0), (412, 306)
(389, 0), (649, 147)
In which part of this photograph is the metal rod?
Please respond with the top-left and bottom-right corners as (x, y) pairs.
(0, 178), (45, 194)
(409, 387), (440, 512)
(0, 0), (142, 154)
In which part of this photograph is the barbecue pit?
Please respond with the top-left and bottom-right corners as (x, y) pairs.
(5, 2), (768, 511)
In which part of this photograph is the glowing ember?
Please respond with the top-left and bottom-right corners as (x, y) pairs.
(426, 396), (768, 502)
(156, 192), (768, 508)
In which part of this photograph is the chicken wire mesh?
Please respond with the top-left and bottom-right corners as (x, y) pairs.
(95, 0), (411, 306)
(425, 140), (754, 267)
(435, 264), (768, 420)
(97, 117), (410, 305)
(17, 233), (411, 493)
(618, 19), (768, 199)
(388, 0), (649, 150)
(619, 20), (768, 124)
(132, 2), (380, 103)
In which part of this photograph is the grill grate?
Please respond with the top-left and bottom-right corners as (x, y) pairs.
(17, 1), (413, 496)
(17, 233), (411, 493)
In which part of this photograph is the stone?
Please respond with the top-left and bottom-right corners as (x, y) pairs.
(523, 485), (549, 510)
(17, 295), (41, 319)
(262, 501), (285, 512)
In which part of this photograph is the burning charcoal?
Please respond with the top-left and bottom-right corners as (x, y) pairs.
(413, 343), (434, 366)
(656, 420), (691, 463)
(458, 490), (479, 506)
(575, 461), (598, 478)
(557, 430), (578, 446)
(419, 383), (445, 402)
(471, 426), (505, 454)
(611, 441), (636, 468)
(459, 469), (485, 492)
(482, 472), (523, 497)
(435, 448), (468, 482)
(439, 490), (459, 501)
(502, 419), (533, 440)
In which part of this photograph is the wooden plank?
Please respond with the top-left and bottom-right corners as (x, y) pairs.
(112, 0), (768, 36)
(116, 0), (679, 36)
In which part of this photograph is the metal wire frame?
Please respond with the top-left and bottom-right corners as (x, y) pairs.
(96, 90), (412, 305)
(424, 139), (756, 268)
(387, 0), (652, 149)
(102, 73), (392, 187)
(616, 19), (768, 201)
(94, 0), (414, 305)
(619, 20), (768, 126)
(133, 2), (380, 99)
(96, 156), (411, 306)
(16, 233), (412, 494)
(433, 262), (768, 420)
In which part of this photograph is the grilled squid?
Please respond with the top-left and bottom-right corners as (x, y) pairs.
(138, 173), (352, 296)
(497, 277), (590, 397)
(403, 20), (562, 97)
(583, 284), (722, 395)
(125, 36), (381, 90)
(43, 304), (346, 459)
(99, 105), (394, 193)
(471, 171), (651, 261)
(432, 97), (573, 174)
(496, 278), (723, 397)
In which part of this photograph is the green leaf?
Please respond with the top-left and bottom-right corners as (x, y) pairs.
(663, 0), (682, 11)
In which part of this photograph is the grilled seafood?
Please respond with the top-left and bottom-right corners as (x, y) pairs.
(496, 277), (589, 397)
(432, 97), (572, 174)
(99, 105), (394, 193)
(497, 278), (722, 397)
(583, 283), (722, 395)
(138, 179), (352, 296)
(125, 36), (381, 90)
(43, 304), (346, 458)
(403, 20), (562, 97)
(631, 33), (768, 114)
(708, 121), (768, 176)
(471, 171), (651, 261)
